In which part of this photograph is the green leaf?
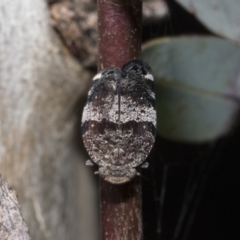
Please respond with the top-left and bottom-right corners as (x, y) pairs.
(176, 0), (240, 43)
(142, 36), (240, 142)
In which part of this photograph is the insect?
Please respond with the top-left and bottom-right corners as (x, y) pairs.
(81, 59), (156, 184)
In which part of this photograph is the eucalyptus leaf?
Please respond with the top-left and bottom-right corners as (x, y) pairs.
(175, 0), (240, 43)
(142, 36), (240, 142)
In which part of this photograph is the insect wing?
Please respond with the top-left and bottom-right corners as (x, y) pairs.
(81, 68), (121, 166)
(120, 60), (156, 168)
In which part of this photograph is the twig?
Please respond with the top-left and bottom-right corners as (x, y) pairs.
(97, 0), (143, 239)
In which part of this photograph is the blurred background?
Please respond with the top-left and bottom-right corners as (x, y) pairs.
(1, 0), (240, 239)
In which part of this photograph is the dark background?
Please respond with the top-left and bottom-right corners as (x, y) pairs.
(142, 1), (240, 239)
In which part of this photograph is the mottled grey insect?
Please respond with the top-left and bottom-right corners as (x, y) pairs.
(81, 59), (156, 184)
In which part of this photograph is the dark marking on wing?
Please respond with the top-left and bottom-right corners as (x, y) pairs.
(119, 60), (156, 167)
(81, 59), (156, 184)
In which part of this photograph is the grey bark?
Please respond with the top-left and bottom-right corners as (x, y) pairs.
(0, 0), (98, 239)
(0, 175), (30, 240)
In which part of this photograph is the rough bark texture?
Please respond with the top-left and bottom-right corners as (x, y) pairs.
(50, 0), (98, 68)
(0, 175), (31, 240)
(0, 0), (98, 240)
(97, 0), (143, 239)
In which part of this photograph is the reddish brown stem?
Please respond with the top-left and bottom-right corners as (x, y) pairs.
(97, 0), (142, 70)
(100, 178), (142, 240)
(97, 0), (143, 239)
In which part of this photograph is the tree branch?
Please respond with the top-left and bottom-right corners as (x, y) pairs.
(0, 176), (31, 240)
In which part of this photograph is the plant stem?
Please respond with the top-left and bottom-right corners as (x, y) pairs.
(97, 0), (143, 239)
(100, 178), (142, 240)
(97, 0), (142, 70)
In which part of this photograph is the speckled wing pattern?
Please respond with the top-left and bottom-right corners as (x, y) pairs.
(81, 59), (156, 184)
